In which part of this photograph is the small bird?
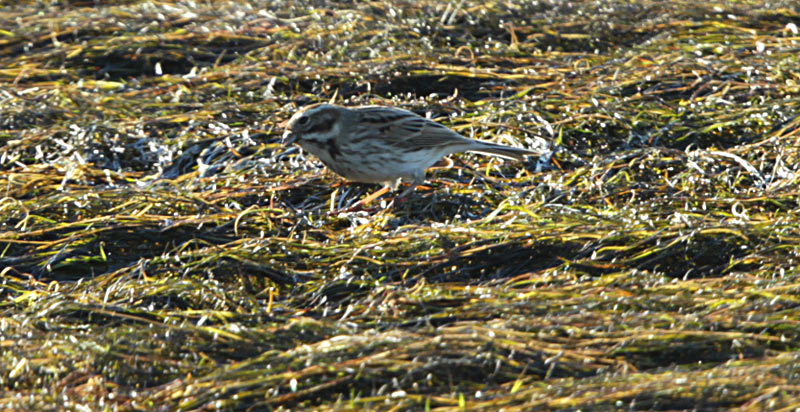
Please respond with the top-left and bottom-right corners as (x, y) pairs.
(282, 103), (538, 199)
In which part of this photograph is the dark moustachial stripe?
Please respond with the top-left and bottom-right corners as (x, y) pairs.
(327, 138), (341, 159)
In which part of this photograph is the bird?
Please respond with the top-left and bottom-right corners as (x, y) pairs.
(282, 103), (538, 199)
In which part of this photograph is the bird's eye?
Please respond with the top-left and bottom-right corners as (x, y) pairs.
(297, 116), (310, 125)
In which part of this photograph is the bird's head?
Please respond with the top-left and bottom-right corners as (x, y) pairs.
(282, 104), (343, 146)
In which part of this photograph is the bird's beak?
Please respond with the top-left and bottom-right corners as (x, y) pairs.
(282, 130), (298, 145)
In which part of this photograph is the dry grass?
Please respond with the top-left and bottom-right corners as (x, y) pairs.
(2, 0), (800, 410)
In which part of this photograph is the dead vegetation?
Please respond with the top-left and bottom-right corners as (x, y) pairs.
(1, 0), (800, 410)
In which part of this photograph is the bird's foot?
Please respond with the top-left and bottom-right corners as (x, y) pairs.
(326, 186), (391, 215)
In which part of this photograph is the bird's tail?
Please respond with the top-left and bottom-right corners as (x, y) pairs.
(467, 141), (539, 161)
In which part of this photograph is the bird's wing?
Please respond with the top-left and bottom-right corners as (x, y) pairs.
(355, 106), (467, 149)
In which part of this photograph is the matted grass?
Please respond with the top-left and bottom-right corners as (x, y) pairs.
(2, 0), (800, 410)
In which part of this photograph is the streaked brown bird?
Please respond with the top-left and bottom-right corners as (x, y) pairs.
(283, 104), (538, 198)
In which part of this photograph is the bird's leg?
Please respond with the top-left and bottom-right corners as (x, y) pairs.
(394, 182), (419, 201)
(326, 185), (391, 215)
(388, 173), (426, 207)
